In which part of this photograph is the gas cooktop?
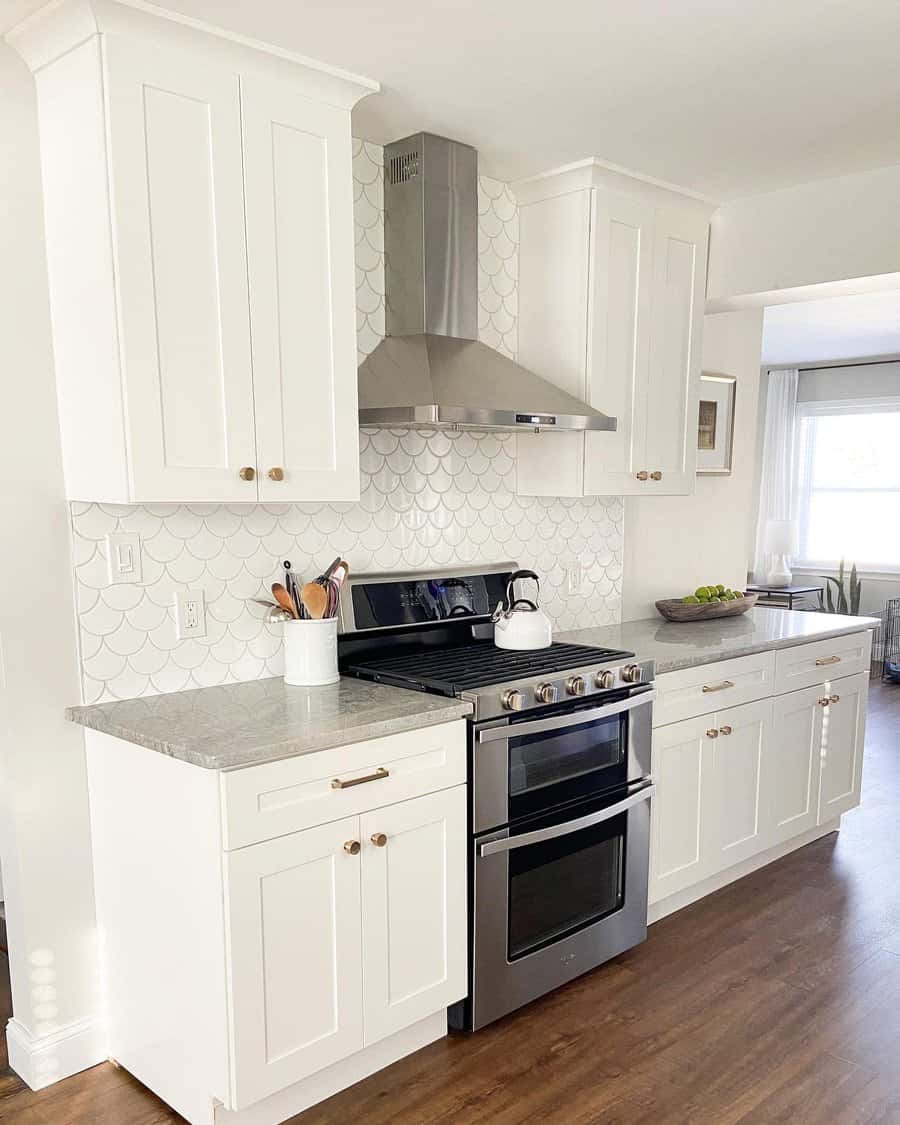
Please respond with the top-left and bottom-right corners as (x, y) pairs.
(345, 640), (634, 696)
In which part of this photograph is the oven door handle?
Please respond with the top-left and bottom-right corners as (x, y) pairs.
(477, 689), (655, 743)
(477, 782), (655, 857)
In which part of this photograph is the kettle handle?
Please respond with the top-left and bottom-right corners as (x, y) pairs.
(506, 569), (541, 605)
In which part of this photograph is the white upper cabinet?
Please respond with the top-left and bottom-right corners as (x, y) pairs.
(10, 0), (377, 503)
(514, 162), (712, 498)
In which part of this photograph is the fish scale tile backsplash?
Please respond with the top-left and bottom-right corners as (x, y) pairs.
(70, 142), (623, 704)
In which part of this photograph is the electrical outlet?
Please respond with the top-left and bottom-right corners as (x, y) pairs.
(174, 589), (206, 640)
(567, 558), (585, 595)
(106, 532), (142, 585)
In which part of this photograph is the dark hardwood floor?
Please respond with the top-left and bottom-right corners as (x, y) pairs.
(3, 681), (900, 1124)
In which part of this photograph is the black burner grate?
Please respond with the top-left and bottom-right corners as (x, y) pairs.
(345, 641), (633, 696)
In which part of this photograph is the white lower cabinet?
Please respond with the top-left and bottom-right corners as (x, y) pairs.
(361, 788), (467, 1045)
(225, 786), (466, 1109)
(649, 653), (870, 911)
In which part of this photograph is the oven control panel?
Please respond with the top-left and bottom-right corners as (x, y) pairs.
(470, 659), (656, 720)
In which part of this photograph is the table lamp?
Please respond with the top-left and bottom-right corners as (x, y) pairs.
(766, 519), (799, 587)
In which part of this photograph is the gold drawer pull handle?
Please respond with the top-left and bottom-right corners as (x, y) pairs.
(650, 470), (663, 481)
(830, 694), (840, 704)
(343, 840), (361, 855)
(706, 728), (719, 739)
(331, 767), (389, 790)
(702, 680), (735, 693)
(815, 655), (841, 666)
(719, 725), (733, 736)
(636, 470), (649, 481)
(370, 832), (388, 847)
(817, 696), (830, 707)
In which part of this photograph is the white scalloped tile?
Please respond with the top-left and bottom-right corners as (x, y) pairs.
(69, 144), (623, 704)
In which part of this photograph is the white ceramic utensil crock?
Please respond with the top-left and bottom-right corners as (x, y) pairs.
(284, 617), (339, 685)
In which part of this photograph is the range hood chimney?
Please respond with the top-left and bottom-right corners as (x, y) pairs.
(357, 133), (616, 433)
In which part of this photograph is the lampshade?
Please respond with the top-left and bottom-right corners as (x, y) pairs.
(766, 519), (799, 556)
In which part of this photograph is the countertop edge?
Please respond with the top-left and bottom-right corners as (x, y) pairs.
(653, 618), (879, 675)
(66, 698), (473, 770)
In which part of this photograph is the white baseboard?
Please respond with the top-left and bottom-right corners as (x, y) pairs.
(648, 818), (841, 924)
(6, 1015), (106, 1091)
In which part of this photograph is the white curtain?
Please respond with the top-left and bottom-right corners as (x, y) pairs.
(752, 369), (799, 582)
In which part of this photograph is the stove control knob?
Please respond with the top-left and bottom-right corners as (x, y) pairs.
(501, 689), (525, 712)
(566, 675), (587, 697)
(595, 669), (616, 689)
(621, 664), (643, 684)
(535, 681), (558, 705)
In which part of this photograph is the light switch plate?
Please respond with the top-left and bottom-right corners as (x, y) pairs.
(106, 532), (142, 585)
(174, 589), (206, 640)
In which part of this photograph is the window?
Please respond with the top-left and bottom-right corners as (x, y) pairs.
(795, 399), (900, 571)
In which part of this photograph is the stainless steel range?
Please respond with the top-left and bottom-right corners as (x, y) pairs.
(338, 563), (655, 1031)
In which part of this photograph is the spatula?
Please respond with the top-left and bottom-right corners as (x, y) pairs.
(300, 581), (328, 620)
(271, 583), (299, 619)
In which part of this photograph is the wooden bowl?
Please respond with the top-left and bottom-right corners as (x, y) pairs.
(654, 592), (759, 622)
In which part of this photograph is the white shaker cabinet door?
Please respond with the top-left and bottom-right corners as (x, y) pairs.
(641, 208), (708, 495)
(818, 672), (869, 823)
(583, 192), (655, 495)
(706, 699), (774, 871)
(649, 716), (710, 905)
(241, 75), (360, 502)
(104, 37), (258, 502)
(360, 786), (467, 1046)
(225, 816), (364, 1109)
(770, 685), (825, 845)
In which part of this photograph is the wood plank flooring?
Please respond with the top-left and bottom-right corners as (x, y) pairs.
(3, 681), (900, 1124)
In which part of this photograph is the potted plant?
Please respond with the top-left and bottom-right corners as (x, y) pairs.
(822, 559), (862, 615)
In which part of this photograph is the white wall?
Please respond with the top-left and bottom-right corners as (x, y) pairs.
(707, 164), (900, 306)
(0, 44), (101, 1084)
(622, 308), (764, 621)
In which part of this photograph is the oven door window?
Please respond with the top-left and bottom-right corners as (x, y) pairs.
(508, 710), (627, 819)
(507, 807), (626, 961)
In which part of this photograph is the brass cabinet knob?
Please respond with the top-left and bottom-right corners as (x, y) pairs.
(650, 471), (663, 481)
(267, 467), (284, 481)
(636, 470), (649, 481)
(343, 840), (361, 855)
(719, 725), (733, 736)
(370, 832), (387, 848)
(239, 466), (255, 481)
(830, 694), (840, 704)
(817, 696), (830, 707)
(706, 728), (719, 739)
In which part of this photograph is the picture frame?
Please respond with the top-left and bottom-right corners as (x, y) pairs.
(696, 373), (736, 475)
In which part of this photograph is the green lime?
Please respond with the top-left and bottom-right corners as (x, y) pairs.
(682, 595), (701, 604)
(694, 586), (710, 599)
(716, 584), (726, 595)
(698, 594), (710, 603)
(709, 596), (722, 603)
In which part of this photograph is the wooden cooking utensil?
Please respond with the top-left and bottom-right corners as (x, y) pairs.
(300, 581), (328, 620)
(271, 583), (299, 619)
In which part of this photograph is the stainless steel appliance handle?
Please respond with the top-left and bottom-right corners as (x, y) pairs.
(477, 689), (655, 743)
(477, 783), (655, 857)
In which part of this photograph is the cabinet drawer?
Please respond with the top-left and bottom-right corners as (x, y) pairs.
(221, 721), (466, 850)
(653, 651), (776, 727)
(774, 631), (872, 695)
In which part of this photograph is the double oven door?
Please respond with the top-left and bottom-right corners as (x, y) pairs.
(460, 687), (654, 1030)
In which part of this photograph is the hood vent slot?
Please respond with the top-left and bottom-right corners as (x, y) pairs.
(388, 148), (419, 185)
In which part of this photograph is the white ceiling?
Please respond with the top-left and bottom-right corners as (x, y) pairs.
(762, 290), (900, 366)
(6, 0), (900, 199)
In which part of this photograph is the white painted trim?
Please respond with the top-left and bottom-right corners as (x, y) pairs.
(513, 155), (717, 210)
(705, 271), (900, 314)
(213, 1011), (446, 1125)
(648, 818), (840, 924)
(6, 1015), (106, 1091)
(6, 0), (379, 108)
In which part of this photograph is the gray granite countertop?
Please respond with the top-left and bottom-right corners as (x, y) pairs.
(559, 607), (879, 675)
(66, 677), (472, 771)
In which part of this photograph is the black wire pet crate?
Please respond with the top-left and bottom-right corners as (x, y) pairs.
(882, 598), (900, 683)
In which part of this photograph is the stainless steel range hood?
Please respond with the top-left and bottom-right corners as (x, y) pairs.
(357, 133), (615, 433)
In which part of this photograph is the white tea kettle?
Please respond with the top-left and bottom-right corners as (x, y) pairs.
(492, 569), (553, 650)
